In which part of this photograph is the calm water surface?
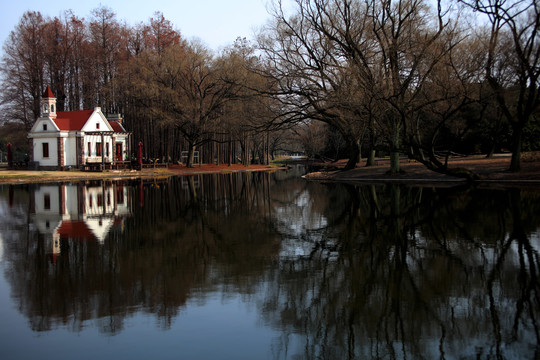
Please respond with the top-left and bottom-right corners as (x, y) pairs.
(0, 167), (539, 359)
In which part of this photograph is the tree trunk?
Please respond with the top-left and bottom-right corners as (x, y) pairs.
(388, 123), (401, 174)
(366, 123), (376, 166)
(344, 137), (360, 170)
(408, 145), (480, 182)
(186, 143), (197, 168)
(389, 151), (401, 174)
(485, 139), (495, 158)
(240, 138), (248, 166)
(366, 149), (376, 167)
(228, 139), (232, 166)
(509, 121), (523, 172)
(265, 131), (270, 165)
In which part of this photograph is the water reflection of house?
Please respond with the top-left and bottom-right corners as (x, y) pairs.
(30, 182), (131, 263)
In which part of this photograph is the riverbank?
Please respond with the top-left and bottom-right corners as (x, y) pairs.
(0, 163), (282, 184)
(1, 155), (539, 187)
(302, 154), (540, 188)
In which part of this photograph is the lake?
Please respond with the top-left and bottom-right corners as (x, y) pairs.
(0, 166), (539, 359)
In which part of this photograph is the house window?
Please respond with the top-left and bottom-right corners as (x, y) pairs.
(42, 123), (47, 131)
(88, 142), (92, 155)
(96, 142), (102, 156)
(42, 143), (49, 158)
(96, 123), (100, 130)
(116, 143), (123, 161)
(43, 104), (48, 113)
(44, 194), (50, 210)
(50, 104), (55, 113)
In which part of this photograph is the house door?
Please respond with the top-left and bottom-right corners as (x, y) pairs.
(116, 143), (123, 161)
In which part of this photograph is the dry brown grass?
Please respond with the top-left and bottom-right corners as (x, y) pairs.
(304, 154), (540, 185)
(0, 164), (279, 184)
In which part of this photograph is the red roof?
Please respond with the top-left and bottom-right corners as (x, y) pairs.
(43, 85), (55, 99)
(53, 110), (94, 131)
(109, 121), (125, 132)
(56, 220), (96, 241)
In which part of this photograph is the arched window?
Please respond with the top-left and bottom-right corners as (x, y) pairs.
(50, 104), (55, 113)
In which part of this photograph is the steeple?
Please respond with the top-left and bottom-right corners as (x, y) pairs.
(41, 85), (57, 119)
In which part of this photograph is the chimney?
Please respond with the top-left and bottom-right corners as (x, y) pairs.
(107, 113), (123, 125)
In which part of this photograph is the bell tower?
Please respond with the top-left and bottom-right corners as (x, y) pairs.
(41, 85), (57, 119)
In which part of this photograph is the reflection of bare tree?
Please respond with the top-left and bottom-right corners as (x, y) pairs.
(2, 173), (283, 334)
(1, 175), (539, 359)
(485, 189), (540, 359)
(264, 183), (540, 359)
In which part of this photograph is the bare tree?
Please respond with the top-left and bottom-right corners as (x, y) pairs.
(459, 0), (540, 172)
(126, 41), (241, 167)
(402, 26), (488, 179)
(258, 0), (373, 170)
(87, 6), (127, 112)
(364, 0), (459, 173)
(218, 38), (280, 166)
(259, 0), (464, 174)
(1, 11), (47, 129)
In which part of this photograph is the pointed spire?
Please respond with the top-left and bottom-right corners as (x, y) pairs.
(43, 85), (55, 99)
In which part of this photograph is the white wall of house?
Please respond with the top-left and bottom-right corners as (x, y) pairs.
(84, 134), (114, 163)
(84, 186), (106, 216)
(31, 183), (131, 248)
(85, 218), (114, 243)
(81, 110), (110, 132)
(29, 108), (129, 168)
(81, 110), (114, 163)
(32, 138), (58, 167)
(34, 119), (52, 132)
(31, 185), (63, 253)
(115, 186), (130, 216)
(115, 136), (129, 161)
(29, 118), (60, 167)
(64, 136), (78, 166)
(62, 184), (80, 218)
(34, 185), (61, 215)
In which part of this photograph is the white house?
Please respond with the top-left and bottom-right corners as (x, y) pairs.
(31, 182), (131, 263)
(28, 86), (131, 170)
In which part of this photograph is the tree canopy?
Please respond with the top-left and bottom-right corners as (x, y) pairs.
(1, 1), (538, 174)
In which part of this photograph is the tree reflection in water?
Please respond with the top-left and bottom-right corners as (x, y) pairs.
(266, 181), (540, 359)
(0, 170), (538, 359)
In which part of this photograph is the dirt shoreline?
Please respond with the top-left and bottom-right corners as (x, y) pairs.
(302, 154), (540, 188)
(0, 164), (282, 184)
(1, 155), (539, 188)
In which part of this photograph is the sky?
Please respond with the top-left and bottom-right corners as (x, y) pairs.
(0, 0), (276, 52)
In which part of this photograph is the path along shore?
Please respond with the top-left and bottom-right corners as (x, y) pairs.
(0, 163), (281, 185)
(302, 154), (540, 188)
(1, 155), (539, 188)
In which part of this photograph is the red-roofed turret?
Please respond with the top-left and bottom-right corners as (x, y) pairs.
(41, 85), (57, 119)
(42, 85), (55, 99)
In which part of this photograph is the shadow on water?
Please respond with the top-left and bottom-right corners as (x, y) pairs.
(0, 172), (539, 359)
